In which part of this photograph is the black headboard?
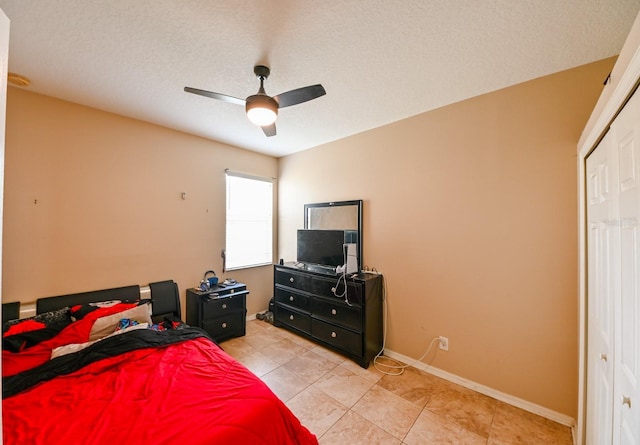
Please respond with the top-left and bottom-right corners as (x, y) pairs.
(149, 280), (181, 322)
(2, 302), (20, 323)
(35, 281), (182, 322)
(37, 285), (141, 315)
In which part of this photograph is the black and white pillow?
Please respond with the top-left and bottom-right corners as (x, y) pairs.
(2, 307), (73, 352)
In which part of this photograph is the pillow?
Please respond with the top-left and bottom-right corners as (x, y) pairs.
(2, 307), (72, 353)
(3, 320), (46, 337)
(3, 313), (98, 377)
(88, 302), (152, 341)
(2, 302), (146, 376)
(50, 322), (149, 360)
(3, 306), (71, 333)
(67, 301), (137, 323)
(70, 300), (133, 321)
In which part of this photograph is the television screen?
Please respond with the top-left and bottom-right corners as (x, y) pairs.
(297, 229), (345, 268)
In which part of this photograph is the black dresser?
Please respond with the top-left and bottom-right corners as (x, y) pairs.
(186, 282), (249, 342)
(273, 263), (383, 368)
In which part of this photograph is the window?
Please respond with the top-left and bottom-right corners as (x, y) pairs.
(224, 171), (273, 270)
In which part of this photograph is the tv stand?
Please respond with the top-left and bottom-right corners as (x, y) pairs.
(273, 263), (383, 368)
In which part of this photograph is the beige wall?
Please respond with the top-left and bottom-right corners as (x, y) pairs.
(2, 57), (613, 419)
(2, 88), (277, 317)
(278, 57), (615, 418)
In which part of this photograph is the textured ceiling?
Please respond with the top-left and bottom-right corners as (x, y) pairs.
(1, 1), (639, 157)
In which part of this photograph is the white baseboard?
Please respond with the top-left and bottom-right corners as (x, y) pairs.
(383, 348), (576, 431)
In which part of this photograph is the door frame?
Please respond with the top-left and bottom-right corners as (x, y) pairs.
(577, 17), (640, 444)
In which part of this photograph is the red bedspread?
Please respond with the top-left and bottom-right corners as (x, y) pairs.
(3, 331), (317, 444)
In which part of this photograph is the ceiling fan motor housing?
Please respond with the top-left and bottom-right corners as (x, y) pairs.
(246, 94), (278, 126)
(254, 65), (270, 79)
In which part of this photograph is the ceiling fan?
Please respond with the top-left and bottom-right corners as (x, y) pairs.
(184, 65), (326, 137)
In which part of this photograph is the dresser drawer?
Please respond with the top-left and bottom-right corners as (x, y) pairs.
(310, 277), (363, 305)
(312, 298), (362, 331)
(202, 293), (246, 319)
(275, 287), (310, 311)
(275, 304), (311, 334)
(203, 313), (245, 341)
(275, 268), (311, 290)
(311, 319), (362, 356)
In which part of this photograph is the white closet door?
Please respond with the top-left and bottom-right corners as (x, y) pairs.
(0, 7), (9, 427)
(586, 130), (618, 445)
(612, 89), (640, 445)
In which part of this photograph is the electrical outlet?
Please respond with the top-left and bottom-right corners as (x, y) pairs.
(439, 336), (449, 351)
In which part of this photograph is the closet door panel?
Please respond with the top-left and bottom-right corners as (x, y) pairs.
(612, 92), (640, 445)
(586, 132), (617, 444)
(618, 216), (639, 445)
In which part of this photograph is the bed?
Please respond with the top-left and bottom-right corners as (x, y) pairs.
(2, 280), (318, 445)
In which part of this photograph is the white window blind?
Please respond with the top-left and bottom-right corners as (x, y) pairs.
(225, 171), (273, 270)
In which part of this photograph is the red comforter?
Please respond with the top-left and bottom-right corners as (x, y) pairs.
(3, 328), (317, 444)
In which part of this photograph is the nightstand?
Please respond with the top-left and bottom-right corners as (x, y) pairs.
(186, 282), (249, 342)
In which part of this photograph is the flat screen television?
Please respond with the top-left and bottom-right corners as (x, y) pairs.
(297, 229), (345, 268)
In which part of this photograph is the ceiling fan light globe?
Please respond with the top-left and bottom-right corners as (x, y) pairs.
(247, 107), (277, 126)
(246, 95), (278, 126)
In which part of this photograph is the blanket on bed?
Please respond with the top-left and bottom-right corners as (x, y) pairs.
(3, 327), (317, 445)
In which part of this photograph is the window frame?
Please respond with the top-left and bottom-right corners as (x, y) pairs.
(223, 170), (274, 271)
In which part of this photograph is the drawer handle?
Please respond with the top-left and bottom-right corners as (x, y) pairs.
(289, 315), (294, 321)
(289, 277), (294, 283)
(222, 303), (227, 309)
(331, 309), (337, 315)
(600, 353), (607, 362)
(221, 322), (227, 329)
(331, 331), (337, 338)
(230, 289), (234, 294)
(622, 395), (632, 408)
(289, 295), (294, 302)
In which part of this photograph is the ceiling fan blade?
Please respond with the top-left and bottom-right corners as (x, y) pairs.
(274, 84), (326, 108)
(262, 123), (276, 137)
(184, 86), (246, 106)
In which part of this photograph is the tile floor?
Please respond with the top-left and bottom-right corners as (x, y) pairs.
(219, 319), (574, 445)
